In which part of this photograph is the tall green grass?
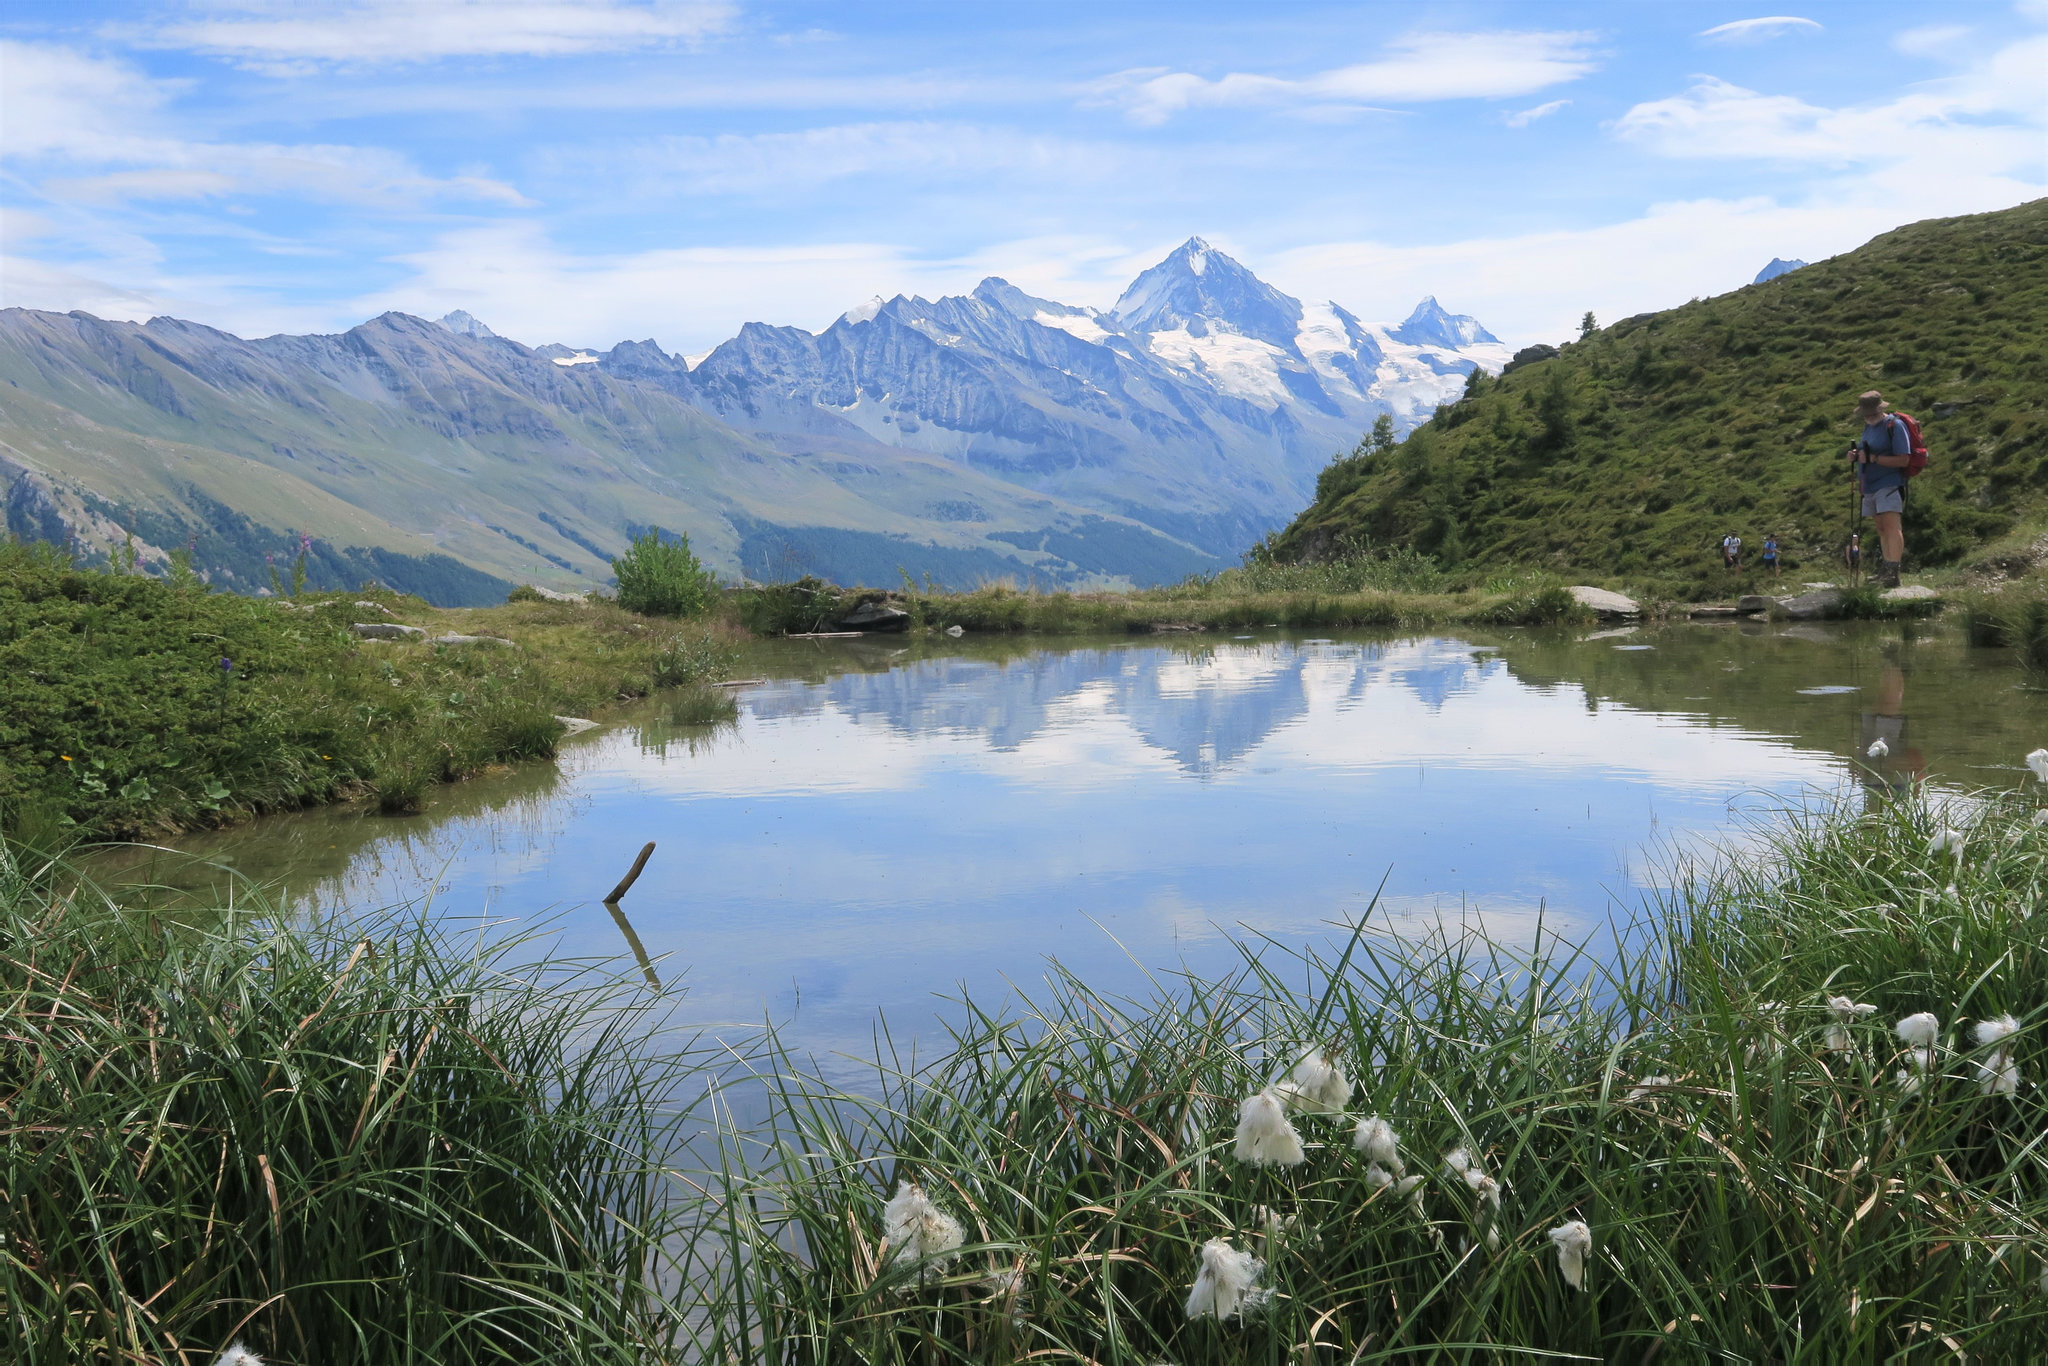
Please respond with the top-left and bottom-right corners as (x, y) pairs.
(682, 791), (2048, 1360)
(0, 839), (707, 1365)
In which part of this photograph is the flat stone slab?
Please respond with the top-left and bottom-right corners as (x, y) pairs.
(1568, 586), (1639, 617)
(1776, 588), (1844, 620)
(352, 622), (425, 640)
(554, 716), (599, 735)
(431, 633), (517, 647)
(521, 584), (588, 603)
(1882, 584), (1941, 602)
(1689, 605), (1740, 618)
(1736, 594), (1772, 613)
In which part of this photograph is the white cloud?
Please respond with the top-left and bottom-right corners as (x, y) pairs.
(1088, 30), (1601, 126)
(1697, 16), (1823, 44)
(546, 122), (1125, 196)
(112, 0), (736, 71)
(0, 41), (529, 209)
(1893, 24), (1972, 56)
(1506, 99), (1570, 128)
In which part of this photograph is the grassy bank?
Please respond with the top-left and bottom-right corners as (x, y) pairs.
(0, 837), (705, 1365)
(688, 788), (2048, 1360)
(0, 541), (737, 839)
(732, 558), (1592, 637)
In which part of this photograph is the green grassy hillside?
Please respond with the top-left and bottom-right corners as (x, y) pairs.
(1274, 199), (2047, 587)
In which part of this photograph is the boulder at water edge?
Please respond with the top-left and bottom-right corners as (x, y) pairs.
(1567, 586), (1640, 618)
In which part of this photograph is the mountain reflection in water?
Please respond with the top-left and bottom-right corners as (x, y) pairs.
(154, 623), (2043, 1083)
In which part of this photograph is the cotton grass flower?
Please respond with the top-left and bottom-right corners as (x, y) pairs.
(1184, 1237), (1270, 1321)
(1353, 1115), (1403, 1173)
(1277, 1048), (1353, 1114)
(1548, 1220), (1592, 1290)
(2027, 748), (2048, 782)
(213, 1347), (264, 1366)
(882, 1181), (965, 1278)
(1626, 1075), (1673, 1104)
(1928, 826), (1964, 857)
(1867, 737), (1889, 759)
(1896, 1047), (1936, 1097)
(1974, 1015), (2022, 1097)
(1825, 994), (1877, 1052)
(1234, 1089), (1306, 1167)
(1896, 1012), (1940, 1048)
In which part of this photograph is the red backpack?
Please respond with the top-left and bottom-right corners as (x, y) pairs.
(1891, 412), (1931, 478)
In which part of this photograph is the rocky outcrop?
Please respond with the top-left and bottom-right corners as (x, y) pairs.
(352, 622), (426, 640)
(836, 601), (912, 632)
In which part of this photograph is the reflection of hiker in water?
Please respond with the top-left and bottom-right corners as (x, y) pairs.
(1858, 659), (1924, 800)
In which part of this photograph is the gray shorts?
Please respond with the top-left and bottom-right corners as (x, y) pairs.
(1861, 486), (1904, 516)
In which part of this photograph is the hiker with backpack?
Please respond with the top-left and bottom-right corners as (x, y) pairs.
(1847, 390), (1926, 589)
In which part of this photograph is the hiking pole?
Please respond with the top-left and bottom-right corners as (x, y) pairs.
(1847, 443), (1864, 586)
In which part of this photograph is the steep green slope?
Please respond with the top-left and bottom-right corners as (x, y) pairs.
(1275, 199), (2047, 581)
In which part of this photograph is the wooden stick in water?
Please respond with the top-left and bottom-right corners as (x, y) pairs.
(604, 842), (656, 905)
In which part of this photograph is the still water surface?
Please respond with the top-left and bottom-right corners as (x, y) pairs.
(158, 620), (2043, 1080)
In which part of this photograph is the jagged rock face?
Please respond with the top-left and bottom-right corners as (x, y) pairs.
(690, 238), (1508, 556)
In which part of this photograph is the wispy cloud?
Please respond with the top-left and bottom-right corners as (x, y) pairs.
(2, 41), (529, 209)
(1697, 16), (1823, 45)
(1506, 99), (1570, 128)
(1893, 24), (1972, 56)
(541, 122), (1125, 197)
(110, 0), (736, 72)
(1088, 31), (1601, 126)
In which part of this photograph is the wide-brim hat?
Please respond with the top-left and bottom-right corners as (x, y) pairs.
(1855, 390), (1889, 419)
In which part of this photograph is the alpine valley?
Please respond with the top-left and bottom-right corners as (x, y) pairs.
(0, 238), (1505, 602)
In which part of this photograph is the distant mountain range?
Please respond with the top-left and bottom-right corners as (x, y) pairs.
(0, 239), (1505, 601)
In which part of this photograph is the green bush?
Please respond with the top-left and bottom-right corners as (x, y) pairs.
(610, 531), (716, 618)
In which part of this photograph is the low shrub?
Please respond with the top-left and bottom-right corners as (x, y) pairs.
(611, 531), (717, 618)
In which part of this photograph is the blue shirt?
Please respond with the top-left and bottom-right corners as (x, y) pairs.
(1860, 417), (1909, 495)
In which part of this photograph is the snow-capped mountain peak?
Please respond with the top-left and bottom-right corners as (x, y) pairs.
(1389, 296), (1499, 349)
(436, 309), (497, 339)
(1110, 237), (1303, 348)
(839, 295), (889, 325)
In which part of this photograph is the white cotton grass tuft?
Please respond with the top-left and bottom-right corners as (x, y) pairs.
(1353, 1115), (1403, 1172)
(881, 1181), (965, 1277)
(1234, 1089), (1307, 1167)
(1824, 994), (1878, 1052)
(1895, 1047), (1936, 1097)
(1928, 826), (1964, 856)
(1867, 737), (1889, 759)
(2027, 748), (2048, 782)
(2034, 808), (2048, 827)
(980, 1265), (1030, 1328)
(1184, 1237), (1270, 1321)
(213, 1347), (265, 1366)
(1896, 1012), (1940, 1048)
(1974, 1015), (2023, 1097)
(1626, 1075), (1673, 1104)
(1548, 1220), (1592, 1291)
(1278, 1048), (1354, 1114)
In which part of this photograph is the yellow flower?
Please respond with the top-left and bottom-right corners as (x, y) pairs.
(59, 755), (73, 762)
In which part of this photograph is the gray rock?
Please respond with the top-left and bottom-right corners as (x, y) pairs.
(354, 600), (394, 615)
(1882, 584), (1940, 602)
(1567, 585), (1640, 617)
(431, 633), (518, 647)
(554, 716), (599, 735)
(1736, 594), (1772, 613)
(521, 584), (588, 603)
(352, 622), (425, 640)
(944, 624), (965, 637)
(1776, 588), (1844, 620)
(836, 601), (912, 631)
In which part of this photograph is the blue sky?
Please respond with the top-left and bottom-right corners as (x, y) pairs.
(4, 1), (2043, 354)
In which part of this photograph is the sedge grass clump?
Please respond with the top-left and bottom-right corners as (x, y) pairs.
(683, 788), (2048, 1360)
(0, 837), (707, 1365)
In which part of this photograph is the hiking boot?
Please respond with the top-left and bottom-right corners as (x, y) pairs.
(1879, 561), (1901, 589)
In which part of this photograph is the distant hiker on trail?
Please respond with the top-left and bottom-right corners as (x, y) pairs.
(1850, 390), (1912, 588)
(1761, 534), (1780, 578)
(1845, 533), (1862, 575)
(1722, 533), (1742, 570)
